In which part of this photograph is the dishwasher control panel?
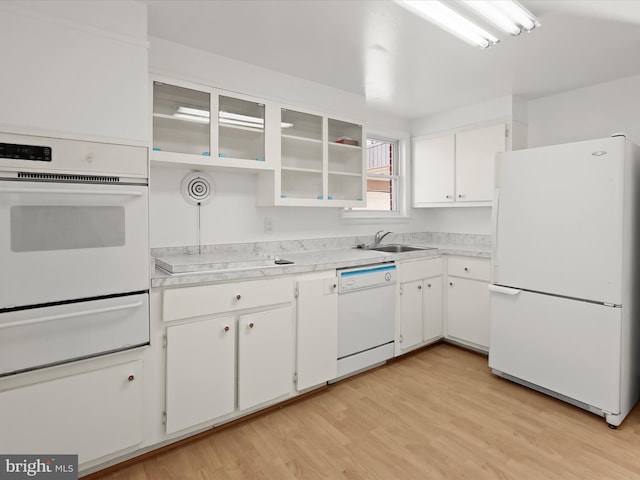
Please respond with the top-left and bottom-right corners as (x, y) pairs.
(338, 263), (397, 293)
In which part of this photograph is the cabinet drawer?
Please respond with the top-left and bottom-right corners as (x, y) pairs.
(399, 257), (443, 283)
(447, 257), (490, 281)
(0, 360), (142, 464)
(163, 277), (294, 322)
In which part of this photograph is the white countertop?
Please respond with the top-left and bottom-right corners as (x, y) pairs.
(151, 241), (490, 288)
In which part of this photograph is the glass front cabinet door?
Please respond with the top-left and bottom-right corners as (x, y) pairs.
(152, 77), (366, 207)
(151, 77), (275, 171)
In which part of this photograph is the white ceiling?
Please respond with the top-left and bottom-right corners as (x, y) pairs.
(145, 0), (640, 120)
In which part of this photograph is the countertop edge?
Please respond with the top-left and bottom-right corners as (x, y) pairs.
(150, 246), (491, 288)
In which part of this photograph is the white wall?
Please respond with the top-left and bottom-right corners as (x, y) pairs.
(527, 74), (640, 148)
(411, 95), (520, 137)
(150, 37), (366, 121)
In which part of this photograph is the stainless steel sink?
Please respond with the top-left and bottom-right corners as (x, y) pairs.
(367, 244), (434, 253)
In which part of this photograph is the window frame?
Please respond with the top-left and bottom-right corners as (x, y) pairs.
(342, 132), (410, 223)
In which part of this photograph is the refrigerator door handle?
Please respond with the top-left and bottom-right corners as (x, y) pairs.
(491, 187), (500, 265)
(488, 284), (521, 296)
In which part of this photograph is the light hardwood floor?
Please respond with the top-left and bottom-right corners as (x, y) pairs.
(93, 343), (640, 479)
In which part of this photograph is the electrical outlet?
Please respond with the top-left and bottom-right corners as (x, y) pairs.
(264, 217), (273, 234)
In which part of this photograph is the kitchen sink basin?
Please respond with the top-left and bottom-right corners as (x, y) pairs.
(367, 244), (434, 253)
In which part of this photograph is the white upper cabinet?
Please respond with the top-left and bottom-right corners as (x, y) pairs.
(257, 107), (366, 207)
(0, 2), (148, 145)
(413, 123), (524, 207)
(278, 108), (325, 202)
(151, 77), (277, 171)
(413, 134), (455, 204)
(455, 124), (506, 202)
(327, 118), (365, 205)
(151, 78), (366, 206)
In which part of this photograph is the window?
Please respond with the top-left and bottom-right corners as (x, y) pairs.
(350, 137), (399, 212)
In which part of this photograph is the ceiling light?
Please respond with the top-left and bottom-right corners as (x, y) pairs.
(395, 0), (499, 49)
(463, 0), (541, 36)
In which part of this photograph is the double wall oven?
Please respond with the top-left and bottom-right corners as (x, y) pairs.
(0, 133), (150, 376)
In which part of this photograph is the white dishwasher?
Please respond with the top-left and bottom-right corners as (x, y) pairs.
(336, 263), (397, 379)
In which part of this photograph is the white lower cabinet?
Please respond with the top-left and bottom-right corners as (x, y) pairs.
(295, 273), (338, 390)
(165, 317), (235, 435)
(445, 257), (491, 351)
(397, 258), (444, 355)
(162, 277), (295, 434)
(423, 277), (444, 342)
(238, 307), (294, 410)
(0, 359), (143, 464)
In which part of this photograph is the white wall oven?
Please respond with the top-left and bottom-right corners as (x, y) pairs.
(0, 133), (150, 376)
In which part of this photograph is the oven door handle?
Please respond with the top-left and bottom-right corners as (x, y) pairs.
(0, 301), (144, 330)
(0, 187), (144, 197)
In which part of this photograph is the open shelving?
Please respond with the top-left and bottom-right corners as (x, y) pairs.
(150, 76), (365, 207)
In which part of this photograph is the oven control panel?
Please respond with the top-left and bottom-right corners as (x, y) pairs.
(0, 142), (52, 162)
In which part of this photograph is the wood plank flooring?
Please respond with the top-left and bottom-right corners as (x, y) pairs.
(93, 343), (640, 479)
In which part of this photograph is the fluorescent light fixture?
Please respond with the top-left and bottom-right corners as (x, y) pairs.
(219, 110), (263, 124)
(173, 113), (210, 124)
(220, 118), (265, 129)
(463, 0), (541, 36)
(395, 0), (499, 48)
(177, 106), (210, 118)
(174, 107), (293, 128)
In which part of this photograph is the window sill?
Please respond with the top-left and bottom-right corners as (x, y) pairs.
(341, 210), (412, 224)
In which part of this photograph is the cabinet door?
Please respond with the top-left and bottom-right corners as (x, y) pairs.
(238, 306), (293, 411)
(280, 109), (324, 202)
(0, 5), (147, 143)
(218, 94), (266, 162)
(153, 81), (211, 156)
(327, 118), (365, 204)
(423, 276), (444, 342)
(165, 317), (235, 434)
(447, 278), (490, 350)
(413, 134), (455, 204)
(296, 277), (338, 390)
(0, 360), (142, 464)
(455, 124), (505, 202)
(399, 280), (424, 351)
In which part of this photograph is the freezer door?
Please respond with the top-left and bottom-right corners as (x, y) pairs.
(489, 288), (621, 413)
(493, 137), (625, 304)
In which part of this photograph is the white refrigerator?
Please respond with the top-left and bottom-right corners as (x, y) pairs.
(489, 135), (640, 428)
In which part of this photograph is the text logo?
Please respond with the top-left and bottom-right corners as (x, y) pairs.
(0, 455), (77, 479)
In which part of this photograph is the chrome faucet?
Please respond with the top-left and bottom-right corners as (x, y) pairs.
(373, 230), (392, 247)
